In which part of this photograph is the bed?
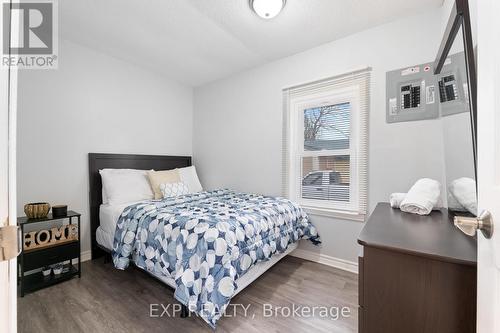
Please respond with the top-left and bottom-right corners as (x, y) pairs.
(88, 153), (320, 328)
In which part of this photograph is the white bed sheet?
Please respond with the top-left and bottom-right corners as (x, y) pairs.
(99, 202), (139, 235)
(96, 203), (298, 295)
(96, 226), (115, 250)
(97, 201), (142, 250)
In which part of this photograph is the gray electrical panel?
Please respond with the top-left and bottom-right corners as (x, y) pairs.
(437, 51), (469, 117)
(386, 62), (439, 123)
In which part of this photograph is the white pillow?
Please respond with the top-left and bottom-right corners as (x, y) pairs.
(102, 186), (109, 204)
(178, 166), (203, 193)
(99, 169), (154, 205)
(160, 182), (190, 198)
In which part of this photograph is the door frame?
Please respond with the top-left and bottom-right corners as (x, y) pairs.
(1, 0), (19, 332)
(476, 0), (500, 331)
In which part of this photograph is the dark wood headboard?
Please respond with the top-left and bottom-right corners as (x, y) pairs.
(88, 153), (192, 259)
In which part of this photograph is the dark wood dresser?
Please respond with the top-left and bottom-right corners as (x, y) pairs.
(358, 203), (477, 333)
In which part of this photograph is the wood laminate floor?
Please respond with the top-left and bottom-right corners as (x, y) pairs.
(18, 256), (358, 333)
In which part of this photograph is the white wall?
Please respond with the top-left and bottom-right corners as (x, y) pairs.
(17, 40), (193, 254)
(193, 8), (448, 263)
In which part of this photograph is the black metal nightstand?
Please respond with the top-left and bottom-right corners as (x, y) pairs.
(18, 211), (81, 297)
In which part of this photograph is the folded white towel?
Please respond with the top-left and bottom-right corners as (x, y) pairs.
(389, 193), (406, 208)
(449, 177), (477, 215)
(400, 178), (441, 215)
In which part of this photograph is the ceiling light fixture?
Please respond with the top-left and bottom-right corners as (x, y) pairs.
(250, 0), (286, 19)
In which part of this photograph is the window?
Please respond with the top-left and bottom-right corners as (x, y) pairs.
(282, 68), (370, 219)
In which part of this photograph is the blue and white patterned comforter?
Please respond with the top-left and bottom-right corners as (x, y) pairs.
(112, 189), (320, 328)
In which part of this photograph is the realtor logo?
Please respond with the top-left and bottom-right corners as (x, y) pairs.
(1, 0), (58, 69)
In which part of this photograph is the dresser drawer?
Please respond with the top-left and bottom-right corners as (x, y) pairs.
(23, 241), (79, 271)
(358, 256), (364, 307)
(358, 306), (365, 333)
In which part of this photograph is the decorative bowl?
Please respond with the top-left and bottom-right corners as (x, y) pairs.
(24, 202), (51, 219)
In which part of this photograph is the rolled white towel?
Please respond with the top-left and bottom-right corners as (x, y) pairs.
(389, 193), (406, 208)
(447, 192), (467, 212)
(449, 177), (477, 215)
(400, 178), (441, 215)
(390, 192), (443, 210)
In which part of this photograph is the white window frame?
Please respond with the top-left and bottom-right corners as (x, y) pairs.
(283, 69), (370, 221)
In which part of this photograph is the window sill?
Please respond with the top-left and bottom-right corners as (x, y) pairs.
(303, 206), (366, 222)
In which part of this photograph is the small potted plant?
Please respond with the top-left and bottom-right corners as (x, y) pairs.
(42, 266), (51, 278)
(52, 263), (63, 276)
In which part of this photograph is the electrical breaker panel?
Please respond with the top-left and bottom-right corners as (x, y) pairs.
(437, 52), (469, 117)
(386, 62), (439, 123)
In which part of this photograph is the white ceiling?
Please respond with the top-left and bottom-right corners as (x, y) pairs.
(60, 0), (444, 86)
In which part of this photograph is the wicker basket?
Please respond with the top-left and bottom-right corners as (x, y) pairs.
(24, 202), (51, 219)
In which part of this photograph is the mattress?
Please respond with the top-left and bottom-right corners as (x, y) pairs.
(99, 202), (139, 235)
(96, 203), (297, 295)
(96, 226), (115, 250)
(148, 242), (297, 296)
(97, 202), (140, 250)
(96, 202), (298, 296)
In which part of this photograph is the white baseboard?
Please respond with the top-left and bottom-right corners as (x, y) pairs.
(290, 248), (358, 274)
(81, 250), (92, 262)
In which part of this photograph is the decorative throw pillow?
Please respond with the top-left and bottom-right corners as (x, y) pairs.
(160, 182), (190, 198)
(147, 169), (181, 199)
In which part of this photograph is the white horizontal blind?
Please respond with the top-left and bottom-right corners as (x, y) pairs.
(282, 68), (370, 215)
